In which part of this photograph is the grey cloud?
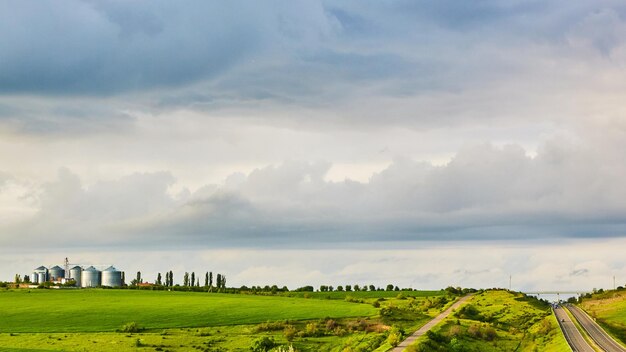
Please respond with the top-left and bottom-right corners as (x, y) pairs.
(4, 139), (626, 248)
(570, 268), (589, 276)
(0, 1), (273, 94)
(0, 98), (135, 135)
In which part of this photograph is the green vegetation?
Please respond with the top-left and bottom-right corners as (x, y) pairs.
(579, 288), (626, 345)
(0, 289), (376, 333)
(406, 290), (570, 352)
(0, 288), (457, 351)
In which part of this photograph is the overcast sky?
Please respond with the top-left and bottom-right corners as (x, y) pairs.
(2, 0), (626, 290)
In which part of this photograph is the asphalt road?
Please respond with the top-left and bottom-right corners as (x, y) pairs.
(554, 305), (594, 352)
(566, 304), (626, 352)
(392, 294), (473, 352)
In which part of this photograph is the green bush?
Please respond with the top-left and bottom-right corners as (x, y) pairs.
(250, 336), (278, 352)
(119, 321), (142, 333)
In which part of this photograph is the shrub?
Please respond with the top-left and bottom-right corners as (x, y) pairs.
(387, 326), (404, 347)
(120, 322), (142, 333)
(304, 322), (320, 337)
(448, 325), (462, 337)
(483, 326), (497, 341)
(283, 325), (297, 342)
(467, 324), (482, 338)
(325, 319), (337, 331)
(256, 321), (286, 332)
(250, 336), (278, 352)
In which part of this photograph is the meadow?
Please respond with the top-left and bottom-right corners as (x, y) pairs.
(0, 289), (378, 333)
(579, 289), (626, 345)
(0, 288), (452, 351)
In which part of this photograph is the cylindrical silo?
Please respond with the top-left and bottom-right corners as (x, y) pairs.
(32, 272), (38, 284)
(81, 266), (101, 288)
(69, 266), (82, 287)
(33, 266), (48, 283)
(48, 265), (65, 281)
(101, 266), (122, 287)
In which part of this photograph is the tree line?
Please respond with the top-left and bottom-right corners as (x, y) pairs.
(129, 270), (227, 291)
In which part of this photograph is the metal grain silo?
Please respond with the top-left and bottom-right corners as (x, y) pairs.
(81, 266), (101, 287)
(69, 266), (82, 287)
(101, 266), (122, 287)
(48, 265), (65, 281)
(33, 266), (48, 283)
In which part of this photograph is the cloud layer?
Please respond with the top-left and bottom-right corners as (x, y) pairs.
(2, 138), (625, 248)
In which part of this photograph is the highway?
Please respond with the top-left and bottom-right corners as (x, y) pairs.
(566, 304), (626, 352)
(554, 305), (595, 352)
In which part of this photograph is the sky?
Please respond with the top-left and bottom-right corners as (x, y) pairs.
(2, 0), (626, 291)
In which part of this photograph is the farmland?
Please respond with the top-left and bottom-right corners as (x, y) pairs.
(0, 288), (453, 351)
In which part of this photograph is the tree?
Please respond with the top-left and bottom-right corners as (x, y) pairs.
(14, 274), (21, 284)
(196, 278), (200, 287)
(369, 285), (376, 291)
(222, 275), (226, 289)
(216, 274), (222, 290)
(23, 275), (30, 283)
(169, 271), (174, 287)
(121, 272), (125, 285)
(184, 272), (189, 287)
(386, 284), (394, 291)
(156, 273), (162, 286)
(191, 272), (195, 287)
(209, 272), (213, 288)
(136, 271), (142, 284)
(205, 272), (209, 287)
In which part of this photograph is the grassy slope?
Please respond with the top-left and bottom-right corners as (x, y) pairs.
(579, 289), (626, 345)
(0, 289), (376, 333)
(407, 290), (570, 352)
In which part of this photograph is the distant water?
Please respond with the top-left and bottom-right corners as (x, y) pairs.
(527, 293), (579, 303)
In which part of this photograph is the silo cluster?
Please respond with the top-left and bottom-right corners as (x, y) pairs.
(32, 264), (122, 288)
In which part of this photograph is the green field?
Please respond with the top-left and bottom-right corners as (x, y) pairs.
(406, 290), (570, 352)
(579, 289), (626, 345)
(0, 289), (378, 333)
(0, 288), (455, 351)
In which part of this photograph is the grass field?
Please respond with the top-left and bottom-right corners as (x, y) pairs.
(0, 288), (453, 351)
(406, 290), (570, 352)
(0, 289), (377, 333)
(579, 289), (626, 345)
